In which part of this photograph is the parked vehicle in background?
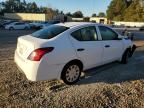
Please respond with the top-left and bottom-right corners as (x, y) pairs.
(0, 20), (17, 28)
(122, 29), (134, 40)
(139, 26), (144, 31)
(29, 22), (43, 29)
(0, 22), (3, 28)
(48, 20), (61, 24)
(41, 20), (61, 29)
(29, 20), (61, 30)
(5, 22), (30, 30)
(14, 22), (136, 85)
(38, 21), (50, 29)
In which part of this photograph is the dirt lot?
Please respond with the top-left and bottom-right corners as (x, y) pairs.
(0, 29), (144, 107)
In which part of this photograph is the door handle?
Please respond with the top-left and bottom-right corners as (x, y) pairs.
(105, 45), (110, 48)
(77, 48), (85, 51)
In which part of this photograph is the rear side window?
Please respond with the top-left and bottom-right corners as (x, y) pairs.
(71, 26), (98, 41)
(71, 30), (82, 41)
(32, 25), (69, 39)
(15, 23), (24, 25)
(98, 26), (118, 40)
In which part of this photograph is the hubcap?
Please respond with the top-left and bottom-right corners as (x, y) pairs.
(66, 65), (80, 82)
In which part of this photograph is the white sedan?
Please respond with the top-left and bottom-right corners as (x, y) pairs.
(5, 22), (30, 30)
(41, 20), (61, 29)
(14, 22), (136, 85)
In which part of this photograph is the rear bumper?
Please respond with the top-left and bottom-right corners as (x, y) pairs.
(14, 51), (39, 81)
(14, 51), (64, 81)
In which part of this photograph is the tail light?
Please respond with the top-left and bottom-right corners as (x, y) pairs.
(28, 47), (54, 61)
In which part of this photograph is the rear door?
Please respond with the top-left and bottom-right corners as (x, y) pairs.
(70, 26), (103, 70)
(98, 26), (124, 63)
(15, 23), (25, 29)
(19, 23), (25, 29)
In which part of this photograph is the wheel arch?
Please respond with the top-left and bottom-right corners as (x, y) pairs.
(125, 44), (136, 56)
(123, 46), (131, 56)
(121, 46), (133, 64)
(60, 59), (83, 79)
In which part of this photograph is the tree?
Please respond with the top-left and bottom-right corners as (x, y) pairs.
(44, 8), (56, 19)
(0, 0), (64, 19)
(0, 2), (2, 15)
(3, 0), (15, 12)
(98, 12), (106, 17)
(66, 12), (72, 17)
(107, 0), (127, 20)
(92, 13), (97, 17)
(55, 9), (60, 15)
(20, 0), (27, 12)
(107, 0), (144, 22)
(73, 11), (83, 18)
(31, 2), (38, 12)
(60, 11), (64, 15)
(123, 0), (144, 22)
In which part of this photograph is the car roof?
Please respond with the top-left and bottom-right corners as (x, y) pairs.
(57, 22), (100, 28)
(11, 22), (19, 24)
(13, 22), (25, 24)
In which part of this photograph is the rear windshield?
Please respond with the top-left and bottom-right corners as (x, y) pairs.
(32, 25), (69, 39)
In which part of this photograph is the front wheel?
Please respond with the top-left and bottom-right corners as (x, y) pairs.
(61, 63), (81, 85)
(24, 26), (29, 30)
(121, 49), (131, 64)
(9, 27), (14, 30)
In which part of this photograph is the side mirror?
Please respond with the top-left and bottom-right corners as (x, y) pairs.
(116, 35), (123, 40)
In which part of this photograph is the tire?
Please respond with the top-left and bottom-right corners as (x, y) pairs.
(121, 49), (131, 64)
(61, 63), (82, 85)
(9, 27), (14, 30)
(24, 26), (29, 30)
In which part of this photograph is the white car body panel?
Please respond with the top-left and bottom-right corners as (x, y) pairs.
(69, 36), (103, 70)
(14, 22), (134, 82)
(5, 22), (30, 30)
(101, 40), (124, 64)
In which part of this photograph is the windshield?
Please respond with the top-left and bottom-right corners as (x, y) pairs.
(31, 25), (69, 39)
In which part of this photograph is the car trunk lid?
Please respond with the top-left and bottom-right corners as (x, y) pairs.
(17, 35), (38, 60)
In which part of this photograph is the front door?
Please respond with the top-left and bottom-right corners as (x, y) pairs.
(98, 26), (123, 63)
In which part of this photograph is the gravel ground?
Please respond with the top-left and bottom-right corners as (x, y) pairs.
(0, 30), (144, 107)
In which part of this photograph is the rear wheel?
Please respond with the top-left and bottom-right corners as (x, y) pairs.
(61, 63), (81, 85)
(24, 26), (29, 30)
(9, 27), (14, 30)
(121, 49), (131, 64)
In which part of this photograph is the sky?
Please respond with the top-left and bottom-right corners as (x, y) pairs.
(0, 0), (112, 16)
(26, 0), (111, 17)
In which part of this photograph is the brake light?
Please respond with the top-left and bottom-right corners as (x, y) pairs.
(28, 47), (54, 61)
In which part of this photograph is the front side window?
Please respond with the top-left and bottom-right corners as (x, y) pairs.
(71, 26), (98, 41)
(32, 25), (69, 39)
(98, 26), (118, 40)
